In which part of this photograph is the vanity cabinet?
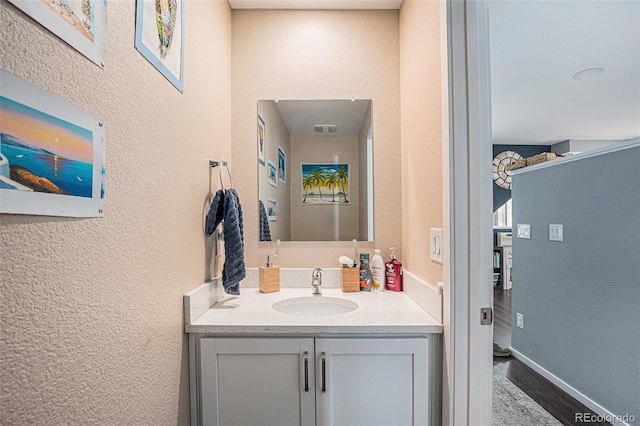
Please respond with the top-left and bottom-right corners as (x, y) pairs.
(197, 336), (434, 426)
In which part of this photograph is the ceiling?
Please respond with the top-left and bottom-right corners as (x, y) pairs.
(489, 0), (640, 145)
(275, 100), (371, 136)
(228, 0), (401, 9)
(231, 0), (639, 146)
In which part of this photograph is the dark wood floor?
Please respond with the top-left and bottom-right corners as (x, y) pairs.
(493, 289), (611, 426)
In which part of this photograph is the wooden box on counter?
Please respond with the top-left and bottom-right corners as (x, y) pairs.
(259, 266), (280, 293)
(341, 268), (360, 292)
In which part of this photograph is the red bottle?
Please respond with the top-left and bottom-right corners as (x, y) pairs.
(385, 248), (403, 292)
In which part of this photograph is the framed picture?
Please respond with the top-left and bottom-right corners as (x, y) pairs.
(301, 163), (350, 205)
(7, 0), (107, 68)
(257, 115), (266, 166)
(267, 160), (277, 187)
(267, 197), (277, 221)
(0, 70), (106, 217)
(135, 0), (185, 92)
(278, 146), (286, 183)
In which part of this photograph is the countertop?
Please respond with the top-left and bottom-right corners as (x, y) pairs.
(185, 288), (443, 335)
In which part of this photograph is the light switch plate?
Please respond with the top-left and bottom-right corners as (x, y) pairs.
(430, 228), (443, 264)
(516, 313), (524, 329)
(549, 224), (563, 242)
(517, 224), (531, 239)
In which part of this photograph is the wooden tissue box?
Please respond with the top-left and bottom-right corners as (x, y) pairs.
(341, 268), (360, 292)
(259, 266), (280, 293)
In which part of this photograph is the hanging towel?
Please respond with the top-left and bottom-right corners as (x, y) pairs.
(205, 189), (246, 295)
(221, 189), (245, 295)
(258, 200), (271, 242)
(205, 190), (225, 236)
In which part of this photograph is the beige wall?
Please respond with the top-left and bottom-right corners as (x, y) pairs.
(399, 1), (443, 284)
(232, 9), (401, 267)
(0, 1), (231, 424)
(257, 101), (291, 241)
(290, 135), (360, 241)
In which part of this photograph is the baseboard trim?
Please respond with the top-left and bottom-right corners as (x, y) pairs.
(510, 348), (634, 426)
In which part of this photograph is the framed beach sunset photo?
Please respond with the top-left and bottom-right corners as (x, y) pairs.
(7, 0), (107, 68)
(301, 163), (350, 205)
(0, 70), (105, 217)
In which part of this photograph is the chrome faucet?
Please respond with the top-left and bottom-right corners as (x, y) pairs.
(311, 268), (323, 295)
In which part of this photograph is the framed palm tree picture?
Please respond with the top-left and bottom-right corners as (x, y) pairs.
(301, 163), (350, 205)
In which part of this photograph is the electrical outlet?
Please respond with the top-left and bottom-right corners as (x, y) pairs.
(549, 224), (563, 242)
(517, 224), (531, 239)
(516, 313), (524, 329)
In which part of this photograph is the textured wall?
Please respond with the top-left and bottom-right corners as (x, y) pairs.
(0, 1), (232, 424)
(511, 145), (640, 420)
(231, 9), (401, 267)
(399, 1), (443, 285)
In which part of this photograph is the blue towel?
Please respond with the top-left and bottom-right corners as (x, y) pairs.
(205, 189), (246, 295)
(259, 200), (271, 242)
(205, 190), (225, 236)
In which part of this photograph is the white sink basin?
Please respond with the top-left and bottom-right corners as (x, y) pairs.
(272, 296), (358, 316)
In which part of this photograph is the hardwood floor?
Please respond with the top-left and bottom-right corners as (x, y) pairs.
(493, 289), (611, 426)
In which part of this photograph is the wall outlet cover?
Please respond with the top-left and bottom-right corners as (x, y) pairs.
(516, 224), (531, 239)
(549, 224), (563, 242)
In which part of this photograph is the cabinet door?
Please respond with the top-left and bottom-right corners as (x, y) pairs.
(315, 338), (429, 426)
(200, 338), (315, 426)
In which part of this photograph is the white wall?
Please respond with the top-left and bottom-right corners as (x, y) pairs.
(0, 1), (232, 423)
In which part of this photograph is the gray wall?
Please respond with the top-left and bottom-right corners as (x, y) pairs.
(511, 144), (640, 421)
(492, 144), (550, 211)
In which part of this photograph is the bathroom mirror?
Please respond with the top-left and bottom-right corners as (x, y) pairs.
(257, 99), (373, 242)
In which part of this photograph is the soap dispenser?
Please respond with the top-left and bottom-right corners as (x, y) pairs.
(259, 254), (280, 293)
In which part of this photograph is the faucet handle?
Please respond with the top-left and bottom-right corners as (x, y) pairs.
(312, 268), (322, 279)
(311, 268), (323, 295)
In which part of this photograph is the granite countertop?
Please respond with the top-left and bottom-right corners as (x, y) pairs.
(185, 288), (443, 335)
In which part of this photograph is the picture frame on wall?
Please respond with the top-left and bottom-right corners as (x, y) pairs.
(135, 0), (185, 92)
(7, 0), (107, 68)
(301, 163), (350, 205)
(0, 70), (106, 218)
(267, 160), (277, 187)
(267, 197), (277, 221)
(278, 146), (286, 183)
(258, 115), (266, 166)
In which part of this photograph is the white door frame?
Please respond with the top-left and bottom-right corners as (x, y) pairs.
(441, 0), (494, 424)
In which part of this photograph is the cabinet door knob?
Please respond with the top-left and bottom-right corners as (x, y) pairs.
(303, 351), (309, 392)
(321, 352), (326, 393)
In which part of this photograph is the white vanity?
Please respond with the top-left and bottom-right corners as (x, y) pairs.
(185, 277), (443, 426)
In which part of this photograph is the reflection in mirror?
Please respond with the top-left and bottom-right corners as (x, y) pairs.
(257, 99), (373, 242)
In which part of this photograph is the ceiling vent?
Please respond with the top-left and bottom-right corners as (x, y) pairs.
(314, 124), (338, 134)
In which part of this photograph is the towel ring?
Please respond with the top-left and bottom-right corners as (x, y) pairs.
(209, 159), (234, 190)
